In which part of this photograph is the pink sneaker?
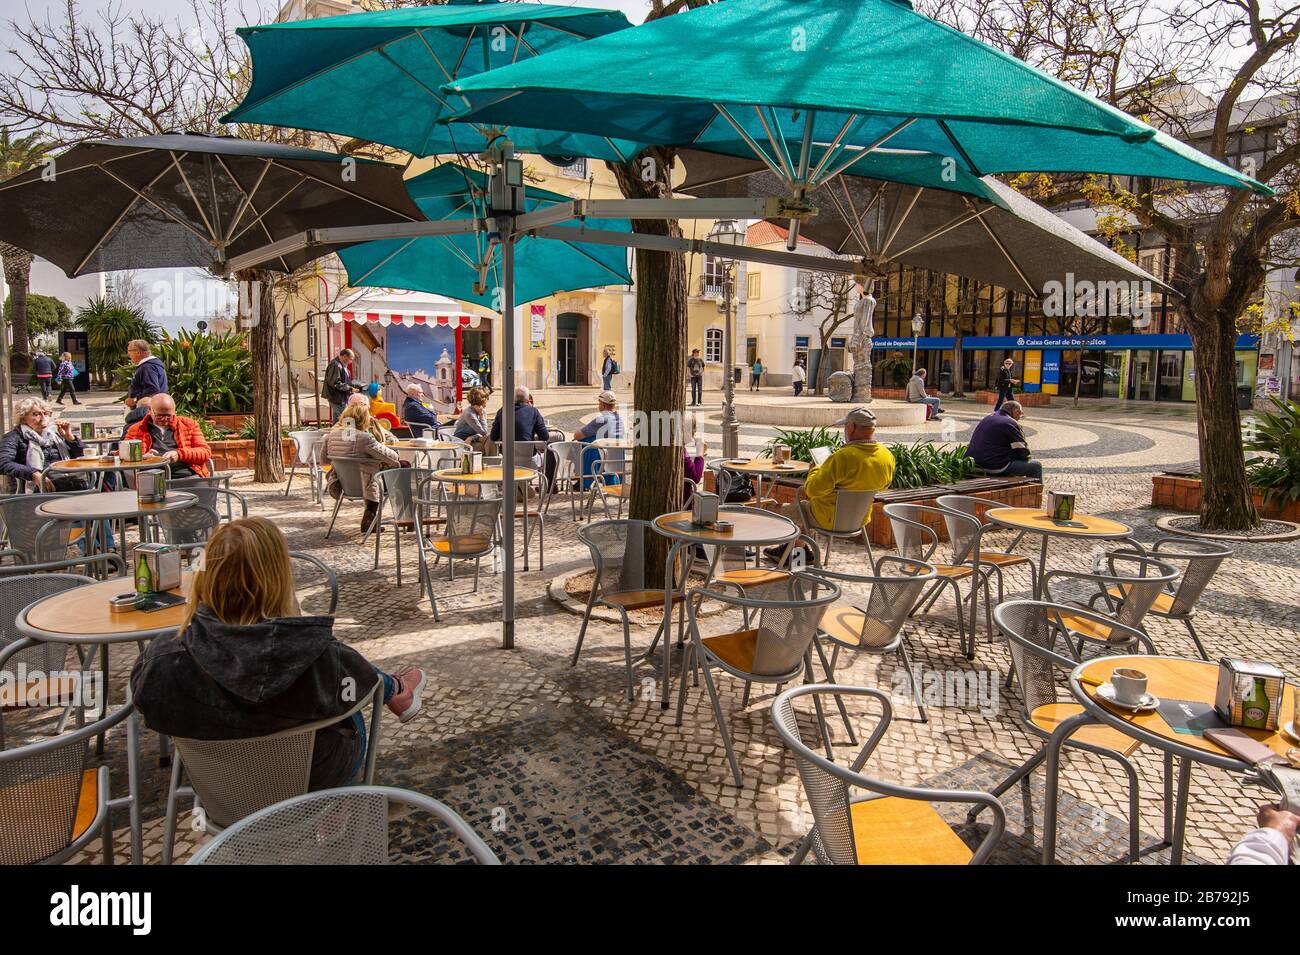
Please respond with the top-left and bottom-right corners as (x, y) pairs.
(386, 668), (426, 723)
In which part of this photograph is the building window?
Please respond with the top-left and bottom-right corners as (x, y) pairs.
(747, 271), (761, 300)
(306, 317), (316, 357)
(551, 157), (587, 179)
(704, 327), (723, 363)
(702, 255), (726, 298)
(794, 335), (810, 369)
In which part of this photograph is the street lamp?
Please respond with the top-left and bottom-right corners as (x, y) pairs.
(707, 218), (744, 458)
(911, 312), (925, 378)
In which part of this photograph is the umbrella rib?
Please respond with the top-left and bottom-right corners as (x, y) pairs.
(756, 107), (796, 183)
(0, 147), (148, 192)
(879, 186), (924, 257)
(226, 175), (307, 246)
(450, 27), (476, 77)
(214, 154), (283, 255)
(885, 206), (993, 261)
(968, 198), (1035, 294)
(168, 152), (219, 243)
(346, 236), (421, 287)
(794, 109), (816, 184)
(815, 118), (918, 186)
(223, 158), (275, 244)
(838, 176), (882, 257)
(937, 120), (983, 177)
(72, 162), (176, 275)
(412, 27), (455, 85)
(379, 46), (452, 109)
(557, 230), (631, 282)
(824, 182), (871, 257)
(713, 105), (786, 183)
(90, 162), (212, 246)
(266, 159), (422, 223)
(808, 113), (864, 184)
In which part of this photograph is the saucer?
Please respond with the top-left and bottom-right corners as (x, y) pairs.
(1096, 682), (1159, 712)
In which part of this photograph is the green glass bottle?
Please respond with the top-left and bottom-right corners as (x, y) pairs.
(1242, 677), (1270, 730)
(134, 553), (153, 596)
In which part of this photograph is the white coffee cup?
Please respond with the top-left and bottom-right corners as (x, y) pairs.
(1110, 667), (1148, 705)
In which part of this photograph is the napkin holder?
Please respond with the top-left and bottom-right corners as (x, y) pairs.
(1215, 657), (1285, 730)
(692, 491), (720, 526)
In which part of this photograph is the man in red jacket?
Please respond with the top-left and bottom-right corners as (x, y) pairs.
(124, 393), (212, 478)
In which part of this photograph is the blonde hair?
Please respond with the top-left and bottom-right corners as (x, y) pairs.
(184, 518), (300, 629)
(15, 397), (51, 420)
(467, 386), (489, 408)
(334, 403), (371, 432)
(60, 352), (72, 361)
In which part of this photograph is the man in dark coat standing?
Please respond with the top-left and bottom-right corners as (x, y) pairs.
(322, 347), (359, 422)
(125, 339), (168, 408)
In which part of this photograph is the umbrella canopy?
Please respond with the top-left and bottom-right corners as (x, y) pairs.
(444, 0), (1267, 195)
(222, 0), (640, 163)
(337, 163), (632, 307)
(0, 133), (425, 276)
(679, 149), (1162, 296)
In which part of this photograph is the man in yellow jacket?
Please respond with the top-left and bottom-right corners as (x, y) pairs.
(776, 407), (894, 556)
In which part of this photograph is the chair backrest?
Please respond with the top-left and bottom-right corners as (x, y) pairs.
(173, 684), (380, 829)
(578, 519), (654, 595)
(328, 455), (370, 499)
(593, 445), (630, 484)
(930, 501), (986, 564)
(440, 497), (502, 549)
(0, 492), (91, 562)
(376, 467), (435, 524)
(546, 441), (587, 481)
(1150, 536), (1232, 616)
(935, 493), (1007, 528)
(807, 558), (936, 650)
(882, 502), (943, 562)
(288, 551), (339, 616)
(770, 684), (1004, 865)
(405, 421), (430, 438)
(827, 489), (877, 533)
(0, 573), (91, 674)
(994, 600), (1149, 719)
(703, 572), (839, 677)
(187, 785), (500, 865)
(155, 502), (222, 548)
(289, 430), (325, 467)
(1097, 552), (1182, 629)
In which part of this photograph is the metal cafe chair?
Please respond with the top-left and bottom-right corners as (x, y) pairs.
(772, 684), (1005, 865)
(188, 786), (499, 865)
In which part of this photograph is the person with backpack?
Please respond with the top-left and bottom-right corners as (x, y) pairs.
(601, 348), (619, 391)
(32, 351), (55, 400)
(54, 352), (80, 405)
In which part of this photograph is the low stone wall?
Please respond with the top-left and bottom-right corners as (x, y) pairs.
(973, 390), (1051, 407)
(1151, 473), (1300, 522)
(733, 395), (926, 428)
(206, 412), (252, 432)
(209, 437), (296, 473)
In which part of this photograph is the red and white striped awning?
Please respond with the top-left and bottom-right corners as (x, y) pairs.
(329, 310), (485, 328)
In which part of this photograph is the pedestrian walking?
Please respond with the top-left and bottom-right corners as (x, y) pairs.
(792, 358), (806, 397)
(687, 348), (704, 406)
(750, 358), (763, 392)
(54, 352), (80, 405)
(994, 357), (1019, 412)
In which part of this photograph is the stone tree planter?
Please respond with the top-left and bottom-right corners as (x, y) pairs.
(1151, 472), (1300, 523)
(209, 437), (296, 474)
(974, 390), (1051, 407)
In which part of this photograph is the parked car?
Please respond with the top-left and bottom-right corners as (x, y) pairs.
(462, 367), (481, 389)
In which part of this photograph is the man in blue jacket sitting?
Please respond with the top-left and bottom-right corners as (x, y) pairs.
(401, 384), (440, 435)
(965, 401), (1042, 480)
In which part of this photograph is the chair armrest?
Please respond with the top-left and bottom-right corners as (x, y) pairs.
(0, 552), (126, 578)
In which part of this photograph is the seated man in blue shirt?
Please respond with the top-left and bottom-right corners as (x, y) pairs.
(574, 390), (625, 487)
(965, 401), (1042, 480)
(401, 384), (440, 435)
(490, 386), (551, 467)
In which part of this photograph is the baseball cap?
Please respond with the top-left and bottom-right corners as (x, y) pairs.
(596, 390), (617, 404)
(833, 407), (877, 428)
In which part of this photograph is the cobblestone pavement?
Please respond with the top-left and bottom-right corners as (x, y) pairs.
(35, 394), (1298, 866)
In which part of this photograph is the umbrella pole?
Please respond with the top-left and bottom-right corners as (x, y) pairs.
(500, 225), (516, 651)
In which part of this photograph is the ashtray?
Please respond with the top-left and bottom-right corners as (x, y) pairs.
(713, 520), (735, 532)
(109, 594), (141, 614)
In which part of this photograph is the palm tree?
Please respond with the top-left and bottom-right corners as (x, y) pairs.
(0, 131), (54, 374)
(75, 297), (161, 386)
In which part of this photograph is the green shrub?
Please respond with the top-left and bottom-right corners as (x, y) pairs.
(1244, 397), (1300, 506)
(763, 426), (842, 462)
(886, 440), (976, 489)
(115, 330), (252, 416)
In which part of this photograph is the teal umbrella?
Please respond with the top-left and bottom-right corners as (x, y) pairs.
(222, 0), (640, 162)
(444, 0), (1267, 194)
(337, 163), (631, 306)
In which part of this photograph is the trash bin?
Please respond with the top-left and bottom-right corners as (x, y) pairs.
(939, 370), (952, 393)
(1237, 385), (1252, 410)
(733, 365), (743, 385)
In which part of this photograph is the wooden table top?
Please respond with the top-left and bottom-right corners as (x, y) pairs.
(432, 466), (537, 483)
(387, 441), (461, 451)
(719, 457), (811, 476)
(49, 455), (168, 472)
(36, 490), (195, 520)
(1076, 656), (1298, 762)
(988, 507), (1131, 538)
(653, 507), (799, 544)
(24, 572), (194, 638)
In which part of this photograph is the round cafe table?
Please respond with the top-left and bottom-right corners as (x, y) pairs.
(36, 489), (195, 559)
(386, 439), (462, 468)
(717, 456), (811, 506)
(431, 466), (541, 570)
(1056, 655), (1299, 865)
(48, 453), (172, 491)
(649, 505), (799, 710)
(986, 507), (1133, 598)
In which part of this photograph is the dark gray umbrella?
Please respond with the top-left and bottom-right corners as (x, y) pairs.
(0, 132), (424, 275)
(678, 148), (1161, 296)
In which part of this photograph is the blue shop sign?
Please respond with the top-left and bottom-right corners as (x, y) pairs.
(872, 334), (1259, 351)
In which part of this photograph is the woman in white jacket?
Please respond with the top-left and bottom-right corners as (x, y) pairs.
(321, 404), (402, 532)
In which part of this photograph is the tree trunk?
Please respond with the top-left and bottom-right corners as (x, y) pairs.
(1190, 317), (1258, 530)
(2, 249), (33, 374)
(610, 149), (685, 588)
(951, 337), (965, 398)
(244, 270), (284, 483)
